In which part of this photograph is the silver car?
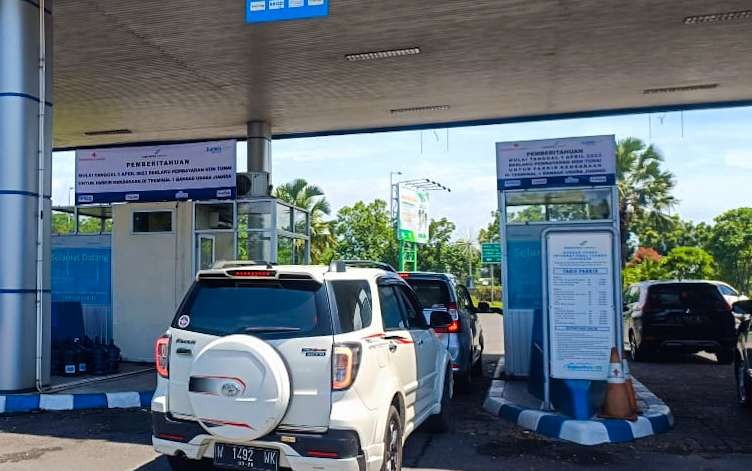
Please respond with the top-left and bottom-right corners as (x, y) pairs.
(400, 272), (484, 391)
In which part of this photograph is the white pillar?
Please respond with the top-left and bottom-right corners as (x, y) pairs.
(0, 0), (53, 391)
(246, 121), (271, 196)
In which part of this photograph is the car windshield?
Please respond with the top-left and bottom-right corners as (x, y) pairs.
(647, 283), (725, 309)
(174, 279), (332, 339)
(405, 278), (451, 309)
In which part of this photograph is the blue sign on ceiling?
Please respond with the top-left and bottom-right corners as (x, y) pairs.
(246, 0), (329, 24)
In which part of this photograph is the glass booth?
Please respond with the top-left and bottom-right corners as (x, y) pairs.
(193, 198), (310, 271)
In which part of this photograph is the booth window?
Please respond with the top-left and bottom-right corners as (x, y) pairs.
(277, 203), (293, 232)
(195, 203), (233, 230)
(238, 201), (272, 230)
(133, 211), (173, 233)
(506, 188), (612, 224)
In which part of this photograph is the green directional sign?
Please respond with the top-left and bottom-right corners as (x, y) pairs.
(481, 243), (502, 264)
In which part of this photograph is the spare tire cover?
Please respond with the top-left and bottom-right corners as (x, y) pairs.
(188, 335), (291, 441)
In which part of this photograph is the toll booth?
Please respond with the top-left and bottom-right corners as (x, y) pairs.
(108, 197), (310, 362)
(497, 135), (623, 418)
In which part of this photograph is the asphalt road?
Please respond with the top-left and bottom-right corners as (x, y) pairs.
(2, 314), (752, 470)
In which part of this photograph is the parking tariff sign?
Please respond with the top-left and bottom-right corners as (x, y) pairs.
(546, 231), (616, 380)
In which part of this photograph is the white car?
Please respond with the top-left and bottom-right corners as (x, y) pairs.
(710, 281), (749, 307)
(151, 261), (454, 471)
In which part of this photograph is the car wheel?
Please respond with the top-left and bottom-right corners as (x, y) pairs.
(717, 350), (734, 365)
(456, 363), (473, 393)
(167, 455), (212, 471)
(426, 367), (452, 433)
(472, 341), (484, 376)
(629, 333), (648, 362)
(381, 406), (403, 471)
(736, 358), (752, 407)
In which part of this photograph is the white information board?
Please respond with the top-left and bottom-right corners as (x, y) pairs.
(546, 231), (616, 380)
(76, 140), (236, 204)
(496, 135), (616, 190)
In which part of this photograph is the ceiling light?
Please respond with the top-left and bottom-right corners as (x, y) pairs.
(643, 84), (718, 94)
(684, 10), (752, 24)
(84, 129), (133, 136)
(345, 47), (421, 62)
(390, 105), (450, 114)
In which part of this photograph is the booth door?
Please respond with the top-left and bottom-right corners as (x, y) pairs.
(197, 234), (215, 271)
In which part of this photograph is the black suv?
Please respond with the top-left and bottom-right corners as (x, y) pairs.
(624, 281), (736, 364)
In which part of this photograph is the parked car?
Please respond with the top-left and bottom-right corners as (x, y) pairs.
(710, 280), (749, 307)
(624, 280), (736, 364)
(733, 299), (752, 406)
(152, 261), (454, 471)
(399, 272), (484, 390)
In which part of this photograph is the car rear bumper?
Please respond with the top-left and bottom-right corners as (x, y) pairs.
(152, 412), (366, 470)
(654, 338), (736, 352)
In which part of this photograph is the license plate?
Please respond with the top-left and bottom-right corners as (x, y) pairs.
(213, 443), (280, 471)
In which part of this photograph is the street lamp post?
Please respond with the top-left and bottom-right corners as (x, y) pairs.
(389, 171), (402, 224)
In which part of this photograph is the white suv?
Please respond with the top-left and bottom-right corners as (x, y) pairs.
(151, 262), (454, 471)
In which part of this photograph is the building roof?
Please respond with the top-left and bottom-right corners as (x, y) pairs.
(53, 0), (752, 148)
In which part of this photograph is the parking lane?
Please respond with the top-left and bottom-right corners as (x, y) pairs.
(2, 315), (752, 470)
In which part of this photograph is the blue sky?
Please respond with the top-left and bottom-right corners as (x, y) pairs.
(52, 106), (752, 238)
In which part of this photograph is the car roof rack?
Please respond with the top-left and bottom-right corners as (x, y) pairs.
(212, 260), (275, 269)
(333, 260), (397, 272)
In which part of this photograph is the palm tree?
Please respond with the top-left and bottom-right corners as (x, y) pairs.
(274, 178), (336, 263)
(616, 137), (677, 263)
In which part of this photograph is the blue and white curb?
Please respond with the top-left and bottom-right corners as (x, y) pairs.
(0, 391), (154, 414)
(483, 376), (673, 445)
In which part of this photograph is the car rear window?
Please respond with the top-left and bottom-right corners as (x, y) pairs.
(329, 280), (373, 333)
(647, 283), (725, 309)
(405, 279), (451, 309)
(174, 279), (332, 339)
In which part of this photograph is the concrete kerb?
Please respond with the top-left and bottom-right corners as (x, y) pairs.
(0, 391), (154, 414)
(483, 358), (674, 445)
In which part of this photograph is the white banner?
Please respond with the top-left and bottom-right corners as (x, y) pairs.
(497, 135), (616, 190)
(76, 140), (236, 204)
(546, 231), (616, 380)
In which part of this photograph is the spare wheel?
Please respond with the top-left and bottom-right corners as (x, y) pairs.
(187, 335), (291, 441)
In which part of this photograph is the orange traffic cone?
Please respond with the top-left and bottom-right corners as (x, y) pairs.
(623, 358), (639, 417)
(599, 347), (637, 421)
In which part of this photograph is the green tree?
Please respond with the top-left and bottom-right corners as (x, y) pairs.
(706, 208), (752, 294)
(478, 211), (500, 243)
(616, 138), (677, 262)
(52, 213), (75, 234)
(274, 178), (336, 264)
(334, 199), (397, 267)
(632, 214), (710, 255)
(419, 218), (456, 273)
(661, 246), (717, 280)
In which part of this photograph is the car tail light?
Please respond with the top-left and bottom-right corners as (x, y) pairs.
(718, 299), (732, 311)
(307, 450), (339, 458)
(399, 272), (410, 279)
(332, 343), (361, 390)
(639, 297), (653, 313)
(155, 335), (170, 378)
(227, 269), (276, 278)
(434, 302), (462, 333)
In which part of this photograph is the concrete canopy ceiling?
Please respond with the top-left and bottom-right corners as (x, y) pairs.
(53, 0), (752, 148)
